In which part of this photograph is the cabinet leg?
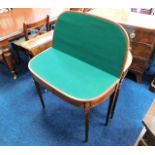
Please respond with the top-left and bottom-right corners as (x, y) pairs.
(84, 103), (91, 143)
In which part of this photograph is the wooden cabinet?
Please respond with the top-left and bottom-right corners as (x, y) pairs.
(123, 25), (155, 82)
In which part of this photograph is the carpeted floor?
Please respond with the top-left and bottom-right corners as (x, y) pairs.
(0, 50), (154, 146)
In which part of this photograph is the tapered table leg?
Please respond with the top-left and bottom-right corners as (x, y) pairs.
(105, 92), (115, 126)
(33, 79), (45, 108)
(1, 39), (17, 79)
(110, 71), (128, 119)
(84, 103), (91, 143)
(110, 86), (120, 119)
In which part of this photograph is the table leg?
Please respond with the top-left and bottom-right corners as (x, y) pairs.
(0, 39), (17, 79)
(110, 71), (128, 120)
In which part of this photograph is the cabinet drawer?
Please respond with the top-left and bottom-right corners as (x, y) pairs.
(130, 42), (153, 59)
(123, 26), (155, 44)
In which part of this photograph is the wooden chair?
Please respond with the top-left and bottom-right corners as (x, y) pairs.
(19, 31), (53, 57)
(70, 8), (92, 13)
(12, 15), (50, 62)
(28, 12), (130, 142)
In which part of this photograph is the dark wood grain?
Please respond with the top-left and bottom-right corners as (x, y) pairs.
(123, 26), (155, 83)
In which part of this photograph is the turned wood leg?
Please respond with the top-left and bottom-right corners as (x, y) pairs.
(0, 39), (17, 79)
(84, 103), (91, 143)
(33, 79), (45, 108)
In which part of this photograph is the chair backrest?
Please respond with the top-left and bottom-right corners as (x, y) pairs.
(53, 12), (129, 78)
(23, 15), (50, 41)
(70, 8), (92, 13)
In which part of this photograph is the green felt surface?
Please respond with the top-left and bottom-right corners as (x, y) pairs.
(29, 12), (127, 100)
(53, 12), (127, 77)
(29, 48), (118, 100)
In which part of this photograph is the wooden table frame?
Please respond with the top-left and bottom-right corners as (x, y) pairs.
(29, 12), (132, 142)
(31, 50), (132, 142)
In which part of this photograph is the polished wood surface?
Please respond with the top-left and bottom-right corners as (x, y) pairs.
(89, 9), (155, 83)
(20, 30), (53, 56)
(0, 8), (66, 41)
(89, 9), (155, 30)
(0, 8), (67, 78)
(13, 15), (51, 58)
(124, 51), (132, 72)
(23, 15), (50, 41)
(124, 26), (155, 83)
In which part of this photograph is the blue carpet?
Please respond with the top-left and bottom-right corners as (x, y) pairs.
(0, 50), (154, 146)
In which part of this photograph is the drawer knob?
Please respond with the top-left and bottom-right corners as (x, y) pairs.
(130, 32), (136, 39)
(129, 46), (132, 51)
